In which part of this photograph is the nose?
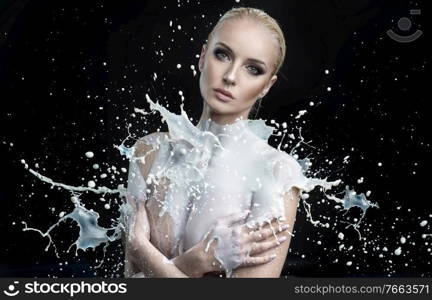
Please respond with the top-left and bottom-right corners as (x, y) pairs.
(222, 65), (237, 86)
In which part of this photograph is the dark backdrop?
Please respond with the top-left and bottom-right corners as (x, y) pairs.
(0, 0), (430, 277)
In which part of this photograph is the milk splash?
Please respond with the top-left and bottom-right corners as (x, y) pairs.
(20, 160), (127, 268)
(21, 94), (378, 277)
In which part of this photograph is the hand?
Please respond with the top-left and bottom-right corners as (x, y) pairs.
(198, 211), (289, 275)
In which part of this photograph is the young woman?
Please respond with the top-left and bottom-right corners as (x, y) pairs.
(122, 7), (308, 278)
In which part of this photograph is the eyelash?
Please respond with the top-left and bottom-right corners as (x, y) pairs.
(213, 48), (264, 76)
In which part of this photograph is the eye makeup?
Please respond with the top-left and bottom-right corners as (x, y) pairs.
(213, 47), (265, 76)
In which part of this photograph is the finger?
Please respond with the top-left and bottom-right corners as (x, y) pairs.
(242, 254), (277, 267)
(249, 236), (287, 256)
(250, 224), (289, 241)
(221, 210), (250, 227)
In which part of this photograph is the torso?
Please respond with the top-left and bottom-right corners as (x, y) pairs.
(124, 99), (310, 278)
(127, 100), (300, 264)
(137, 128), (278, 258)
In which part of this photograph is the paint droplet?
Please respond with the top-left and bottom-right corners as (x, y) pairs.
(87, 180), (96, 188)
(394, 247), (402, 256)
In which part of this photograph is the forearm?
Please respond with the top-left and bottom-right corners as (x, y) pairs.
(129, 238), (207, 278)
(171, 242), (209, 278)
(122, 205), (207, 277)
(129, 237), (188, 278)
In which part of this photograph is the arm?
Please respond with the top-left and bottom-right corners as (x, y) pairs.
(125, 136), (291, 277)
(124, 136), (207, 277)
(124, 198), (284, 278)
(124, 200), (200, 277)
(231, 187), (300, 278)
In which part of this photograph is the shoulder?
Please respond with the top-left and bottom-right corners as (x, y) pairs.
(274, 151), (302, 170)
(133, 132), (169, 158)
(273, 151), (304, 177)
(131, 132), (168, 175)
(256, 142), (301, 169)
(257, 146), (304, 181)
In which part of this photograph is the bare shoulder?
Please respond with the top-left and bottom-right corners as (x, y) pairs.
(132, 132), (168, 178)
(133, 132), (168, 158)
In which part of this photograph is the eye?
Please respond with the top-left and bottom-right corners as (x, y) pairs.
(214, 48), (230, 61)
(247, 65), (264, 76)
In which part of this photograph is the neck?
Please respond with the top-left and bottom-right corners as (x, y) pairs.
(198, 102), (250, 125)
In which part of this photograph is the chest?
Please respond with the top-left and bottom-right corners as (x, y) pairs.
(146, 143), (264, 256)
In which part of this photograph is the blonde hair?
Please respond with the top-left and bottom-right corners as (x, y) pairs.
(207, 7), (286, 76)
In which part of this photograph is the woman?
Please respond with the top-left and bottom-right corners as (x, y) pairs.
(122, 7), (308, 278)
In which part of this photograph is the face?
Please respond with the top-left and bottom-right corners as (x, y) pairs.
(198, 18), (279, 121)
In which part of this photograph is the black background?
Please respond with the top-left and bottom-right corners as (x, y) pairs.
(0, 0), (430, 277)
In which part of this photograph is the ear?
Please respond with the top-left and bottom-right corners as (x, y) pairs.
(259, 74), (278, 98)
(198, 44), (208, 72)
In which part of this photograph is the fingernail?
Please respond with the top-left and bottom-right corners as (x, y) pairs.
(270, 254), (277, 259)
(281, 224), (289, 231)
(278, 236), (287, 243)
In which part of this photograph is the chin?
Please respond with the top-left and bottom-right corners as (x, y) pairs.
(205, 97), (236, 115)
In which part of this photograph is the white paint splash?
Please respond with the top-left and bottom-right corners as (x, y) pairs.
(21, 94), (378, 277)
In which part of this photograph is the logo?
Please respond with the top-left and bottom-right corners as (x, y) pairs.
(3, 281), (20, 297)
(387, 9), (422, 43)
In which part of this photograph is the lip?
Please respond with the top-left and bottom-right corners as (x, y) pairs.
(213, 88), (234, 101)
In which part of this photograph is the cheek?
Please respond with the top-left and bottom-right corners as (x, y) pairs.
(200, 61), (224, 97)
(200, 60), (216, 87)
(205, 59), (222, 82)
(200, 62), (212, 89)
(199, 73), (208, 100)
(200, 65), (218, 102)
(240, 81), (265, 104)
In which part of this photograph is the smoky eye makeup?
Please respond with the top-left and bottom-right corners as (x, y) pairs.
(213, 48), (229, 60)
(248, 66), (264, 75)
(213, 48), (265, 76)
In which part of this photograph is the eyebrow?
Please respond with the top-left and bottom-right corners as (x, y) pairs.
(215, 42), (267, 68)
